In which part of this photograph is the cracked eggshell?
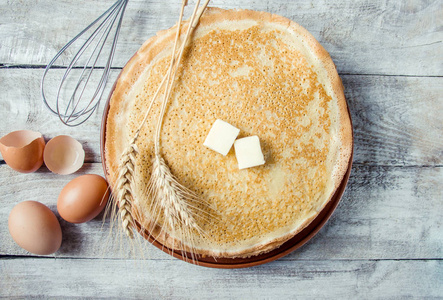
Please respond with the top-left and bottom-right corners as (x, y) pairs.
(44, 135), (85, 175)
(0, 130), (46, 173)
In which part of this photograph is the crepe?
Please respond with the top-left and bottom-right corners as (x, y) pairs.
(104, 7), (353, 258)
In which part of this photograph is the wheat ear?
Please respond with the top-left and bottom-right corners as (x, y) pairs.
(148, 156), (208, 233)
(147, 0), (211, 254)
(112, 136), (139, 238)
(111, 0), (187, 237)
(111, 0), (210, 239)
(147, 156), (213, 260)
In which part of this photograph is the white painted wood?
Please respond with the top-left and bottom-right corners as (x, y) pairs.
(344, 75), (443, 166)
(1, 258), (441, 298)
(0, 68), (120, 163)
(1, 69), (442, 166)
(1, 163), (441, 260)
(1, 0), (442, 298)
(0, 0), (442, 75)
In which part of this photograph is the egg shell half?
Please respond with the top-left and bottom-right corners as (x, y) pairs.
(44, 135), (85, 175)
(57, 174), (110, 223)
(8, 201), (62, 255)
(0, 130), (45, 173)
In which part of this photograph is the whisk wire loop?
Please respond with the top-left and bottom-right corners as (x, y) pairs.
(41, 0), (129, 127)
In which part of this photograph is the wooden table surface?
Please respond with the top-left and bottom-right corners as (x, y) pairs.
(1, 0), (442, 298)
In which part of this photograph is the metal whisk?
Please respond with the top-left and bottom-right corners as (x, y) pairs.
(41, 0), (129, 127)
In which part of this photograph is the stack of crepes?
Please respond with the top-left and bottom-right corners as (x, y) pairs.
(104, 7), (353, 258)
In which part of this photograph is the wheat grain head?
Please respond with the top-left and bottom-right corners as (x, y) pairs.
(145, 154), (213, 259)
(110, 139), (140, 238)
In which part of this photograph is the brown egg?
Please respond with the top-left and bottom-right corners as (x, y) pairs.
(8, 201), (62, 255)
(57, 174), (110, 223)
(43, 135), (85, 175)
(0, 130), (45, 173)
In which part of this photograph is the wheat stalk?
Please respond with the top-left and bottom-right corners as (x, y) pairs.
(147, 0), (212, 256)
(112, 0), (211, 242)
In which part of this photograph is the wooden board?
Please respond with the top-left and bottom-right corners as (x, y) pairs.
(1, 259), (442, 298)
(1, 0), (442, 76)
(0, 0), (441, 298)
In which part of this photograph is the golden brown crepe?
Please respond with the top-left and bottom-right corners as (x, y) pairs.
(104, 7), (353, 258)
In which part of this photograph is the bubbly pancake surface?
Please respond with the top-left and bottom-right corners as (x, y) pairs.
(105, 8), (353, 258)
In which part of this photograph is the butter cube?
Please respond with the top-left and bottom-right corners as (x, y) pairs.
(203, 119), (240, 156)
(234, 136), (265, 169)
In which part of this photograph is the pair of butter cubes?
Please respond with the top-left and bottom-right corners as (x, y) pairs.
(203, 119), (265, 169)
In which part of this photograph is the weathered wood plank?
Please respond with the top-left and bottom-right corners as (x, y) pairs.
(1, 0), (442, 76)
(1, 69), (441, 166)
(0, 258), (441, 299)
(0, 69), (120, 163)
(1, 163), (441, 260)
(344, 75), (443, 167)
